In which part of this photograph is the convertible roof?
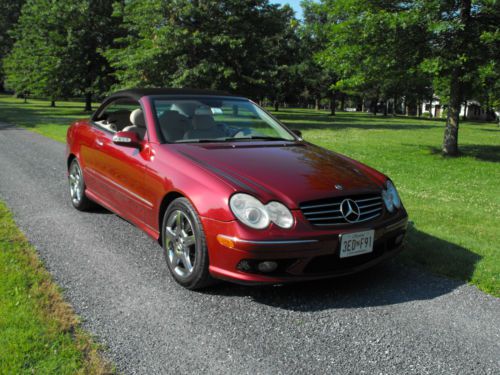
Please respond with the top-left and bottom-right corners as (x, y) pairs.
(109, 88), (236, 100)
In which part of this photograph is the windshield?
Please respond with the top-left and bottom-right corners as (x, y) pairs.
(152, 97), (295, 143)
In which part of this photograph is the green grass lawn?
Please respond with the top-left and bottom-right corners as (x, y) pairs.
(0, 201), (113, 374)
(0, 94), (499, 297)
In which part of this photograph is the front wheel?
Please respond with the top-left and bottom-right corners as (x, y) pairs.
(68, 159), (95, 211)
(162, 198), (215, 290)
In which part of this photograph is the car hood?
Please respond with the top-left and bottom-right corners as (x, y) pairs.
(171, 141), (385, 208)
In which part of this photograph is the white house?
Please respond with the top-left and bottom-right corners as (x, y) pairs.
(421, 99), (491, 120)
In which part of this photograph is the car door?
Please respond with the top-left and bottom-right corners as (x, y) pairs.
(89, 98), (153, 225)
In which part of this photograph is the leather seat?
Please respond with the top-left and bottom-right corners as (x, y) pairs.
(183, 114), (225, 140)
(123, 109), (147, 139)
(159, 110), (190, 142)
(107, 110), (131, 131)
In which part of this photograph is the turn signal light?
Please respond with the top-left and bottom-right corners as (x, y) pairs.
(217, 235), (235, 249)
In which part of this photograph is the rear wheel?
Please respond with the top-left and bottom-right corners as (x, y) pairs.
(162, 198), (214, 290)
(68, 159), (95, 211)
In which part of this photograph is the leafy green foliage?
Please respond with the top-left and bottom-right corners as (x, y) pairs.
(314, 0), (499, 152)
(0, 0), (24, 89)
(4, 0), (119, 108)
(106, 0), (296, 99)
(316, 0), (431, 108)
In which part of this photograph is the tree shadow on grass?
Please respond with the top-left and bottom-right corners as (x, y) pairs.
(0, 100), (89, 129)
(205, 226), (481, 311)
(426, 145), (500, 163)
(275, 113), (440, 131)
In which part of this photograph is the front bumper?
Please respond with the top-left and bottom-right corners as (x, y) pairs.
(202, 209), (408, 285)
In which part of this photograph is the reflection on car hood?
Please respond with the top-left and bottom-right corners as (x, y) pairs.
(171, 141), (384, 208)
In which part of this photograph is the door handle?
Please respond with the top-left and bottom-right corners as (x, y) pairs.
(96, 139), (104, 147)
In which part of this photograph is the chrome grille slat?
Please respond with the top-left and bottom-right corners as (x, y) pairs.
(356, 212), (382, 223)
(300, 194), (384, 226)
(359, 207), (382, 215)
(300, 202), (341, 209)
(307, 215), (345, 221)
(313, 212), (382, 226)
(357, 201), (382, 209)
(355, 197), (382, 203)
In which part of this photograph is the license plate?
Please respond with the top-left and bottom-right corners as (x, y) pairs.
(339, 230), (374, 258)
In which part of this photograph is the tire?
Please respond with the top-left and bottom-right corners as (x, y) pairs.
(162, 197), (215, 290)
(68, 159), (95, 211)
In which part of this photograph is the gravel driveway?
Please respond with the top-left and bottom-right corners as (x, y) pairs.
(0, 122), (498, 374)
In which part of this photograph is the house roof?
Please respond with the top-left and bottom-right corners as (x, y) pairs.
(109, 88), (235, 100)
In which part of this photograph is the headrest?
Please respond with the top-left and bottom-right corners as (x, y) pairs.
(192, 114), (215, 130)
(130, 109), (146, 128)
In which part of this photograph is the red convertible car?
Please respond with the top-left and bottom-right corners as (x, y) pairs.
(66, 88), (408, 289)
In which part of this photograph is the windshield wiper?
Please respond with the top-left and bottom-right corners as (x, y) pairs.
(230, 136), (292, 141)
(175, 139), (231, 143)
(175, 136), (293, 144)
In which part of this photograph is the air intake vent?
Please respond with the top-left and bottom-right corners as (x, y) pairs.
(300, 194), (383, 226)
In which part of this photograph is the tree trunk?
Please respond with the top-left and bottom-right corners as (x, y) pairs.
(392, 97), (397, 116)
(329, 93), (336, 116)
(383, 101), (388, 116)
(417, 99), (422, 117)
(442, 0), (470, 156)
(274, 101), (279, 111)
(443, 71), (463, 156)
(50, 100), (56, 107)
(372, 98), (378, 115)
(340, 94), (345, 111)
(314, 97), (320, 111)
(427, 91), (433, 118)
(85, 92), (92, 111)
(462, 100), (467, 120)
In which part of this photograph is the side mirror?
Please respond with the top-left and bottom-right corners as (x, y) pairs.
(292, 129), (302, 138)
(112, 131), (140, 148)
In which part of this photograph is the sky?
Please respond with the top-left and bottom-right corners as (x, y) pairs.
(273, 0), (304, 19)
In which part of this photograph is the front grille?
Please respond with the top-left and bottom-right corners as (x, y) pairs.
(300, 194), (384, 226)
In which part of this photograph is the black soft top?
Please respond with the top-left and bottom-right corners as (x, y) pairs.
(109, 88), (237, 100)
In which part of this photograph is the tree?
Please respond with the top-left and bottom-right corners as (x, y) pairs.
(4, 0), (119, 109)
(316, 0), (432, 116)
(262, 6), (303, 111)
(418, 0), (499, 155)
(4, 1), (78, 104)
(0, 0), (25, 91)
(106, 0), (295, 100)
(300, 0), (339, 113)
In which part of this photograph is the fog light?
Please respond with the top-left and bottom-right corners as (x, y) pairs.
(257, 261), (278, 273)
(237, 260), (253, 272)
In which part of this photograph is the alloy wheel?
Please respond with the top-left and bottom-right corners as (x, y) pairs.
(69, 162), (83, 205)
(165, 210), (197, 278)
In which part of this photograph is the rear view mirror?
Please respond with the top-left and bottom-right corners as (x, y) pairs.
(112, 131), (140, 148)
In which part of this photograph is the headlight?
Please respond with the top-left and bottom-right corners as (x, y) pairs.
(229, 193), (294, 229)
(266, 201), (294, 229)
(382, 180), (401, 212)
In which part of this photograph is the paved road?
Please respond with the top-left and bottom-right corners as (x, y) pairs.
(0, 123), (499, 375)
